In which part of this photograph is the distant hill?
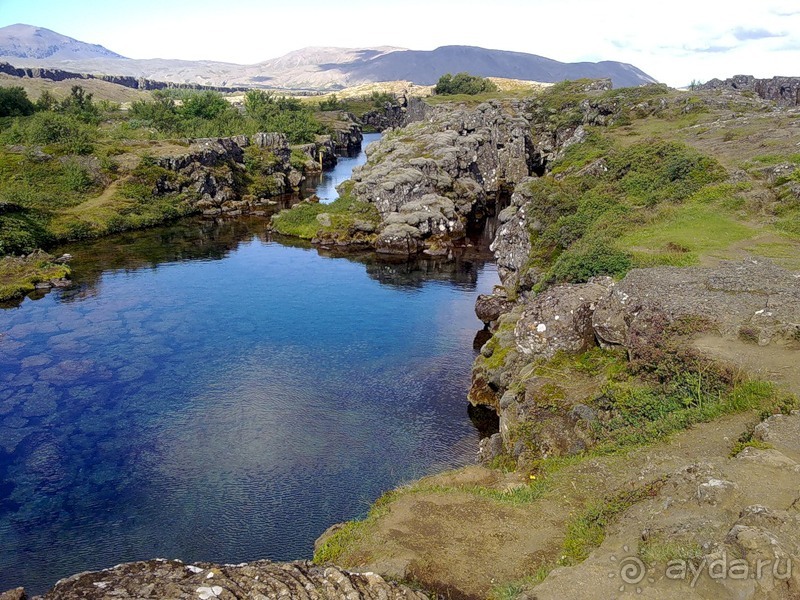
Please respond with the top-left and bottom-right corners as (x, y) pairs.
(0, 24), (657, 90)
(326, 45), (656, 88)
(0, 24), (125, 60)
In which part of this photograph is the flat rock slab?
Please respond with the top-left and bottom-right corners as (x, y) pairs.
(27, 559), (428, 600)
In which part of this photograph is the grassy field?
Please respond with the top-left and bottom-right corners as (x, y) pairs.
(0, 74), (151, 105)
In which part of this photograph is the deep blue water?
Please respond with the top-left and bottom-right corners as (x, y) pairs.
(0, 217), (497, 591)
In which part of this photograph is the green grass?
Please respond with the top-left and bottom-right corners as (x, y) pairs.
(271, 195), (380, 240)
(558, 479), (666, 566)
(517, 138), (729, 289)
(593, 379), (794, 453)
(425, 87), (534, 107)
(639, 537), (704, 564)
(730, 438), (773, 457)
(313, 490), (398, 564)
(312, 454), (581, 566)
(617, 202), (754, 267)
(748, 236), (800, 269)
(489, 568), (551, 600)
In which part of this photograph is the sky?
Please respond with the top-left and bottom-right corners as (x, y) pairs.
(0, 0), (799, 87)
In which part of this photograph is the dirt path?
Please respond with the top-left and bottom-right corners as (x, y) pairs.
(694, 334), (800, 398)
(62, 179), (125, 216)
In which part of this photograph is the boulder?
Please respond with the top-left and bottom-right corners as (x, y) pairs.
(475, 293), (514, 325)
(514, 278), (613, 361)
(375, 223), (423, 255)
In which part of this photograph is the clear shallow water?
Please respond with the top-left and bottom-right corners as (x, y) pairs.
(311, 132), (382, 203)
(0, 216), (498, 593)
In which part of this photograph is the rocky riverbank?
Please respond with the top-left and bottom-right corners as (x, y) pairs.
(470, 259), (800, 466)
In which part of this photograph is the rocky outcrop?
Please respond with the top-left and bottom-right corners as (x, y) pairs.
(531, 412), (800, 600)
(153, 133), (316, 216)
(15, 559), (428, 600)
(471, 260), (800, 463)
(349, 100), (538, 255)
(329, 120), (364, 155)
(475, 290), (514, 326)
(295, 136), (337, 170)
(699, 75), (800, 106)
(361, 103), (408, 132)
(592, 260), (800, 349)
(489, 178), (536, 289)
(361, 97), (430, 132)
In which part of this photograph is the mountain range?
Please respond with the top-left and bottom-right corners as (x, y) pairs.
(0, 24), (657, 90)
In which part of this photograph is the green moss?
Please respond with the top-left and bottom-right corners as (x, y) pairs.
(0, 251), (70, 301)
(271, 195), (380, 240)
(482, 339), (512, 371)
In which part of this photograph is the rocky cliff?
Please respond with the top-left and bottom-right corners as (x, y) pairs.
(468, 81), (800, 465)
(471, 260), (800, 465)
(349, 99), (538, 255)
(150, 130), (353, 216)
(699, 75), (800, 106)
(302, 83), (622, 256)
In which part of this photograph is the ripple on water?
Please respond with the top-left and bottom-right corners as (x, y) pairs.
(0, 218), (499, 595)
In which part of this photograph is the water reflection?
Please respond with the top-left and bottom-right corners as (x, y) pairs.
(55, 216), (492, 302)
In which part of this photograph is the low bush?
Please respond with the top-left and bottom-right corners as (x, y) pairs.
(434, 72), (498, 95)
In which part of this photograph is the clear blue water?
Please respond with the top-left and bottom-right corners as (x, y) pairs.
(0, 220), (497, 590)
(312, 132), (382, 203)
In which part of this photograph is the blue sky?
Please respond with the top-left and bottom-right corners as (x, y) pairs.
(1, 0), (799, 86)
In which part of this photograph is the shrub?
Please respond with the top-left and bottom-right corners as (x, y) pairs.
(19, 111), (96, 154)
(434, 72), (498, 95)
(129, 97), (179, 132)
(369, 91), (396, 107)
(548, 242), (632, 283)
(0, 208), (51, 255)
(59, 85), (100, 123)
(0, 87), (35, 117)
(318, 94), (345, 111)
(178, 91), (232, 120)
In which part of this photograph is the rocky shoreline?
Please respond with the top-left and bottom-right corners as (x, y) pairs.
(0, 560), (426, 600)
